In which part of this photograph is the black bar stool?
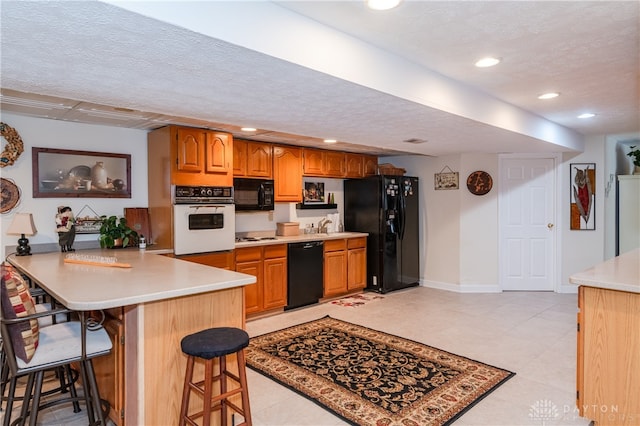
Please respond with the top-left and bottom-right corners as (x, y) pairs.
(179, 327), (252, 426)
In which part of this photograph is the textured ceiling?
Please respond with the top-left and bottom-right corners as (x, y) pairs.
(1, 0), (638, 157)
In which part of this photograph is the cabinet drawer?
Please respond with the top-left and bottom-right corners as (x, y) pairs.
(235, 246), (262, 262)
(264, 244), (287, 259)
(347, 237), (366, 249)
(324, 239), (347, 252)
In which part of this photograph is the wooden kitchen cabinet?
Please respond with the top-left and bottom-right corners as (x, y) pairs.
(92, 310), (125, 425)
(576, 285), (640, 425)
(177, 250), (234, 270)
(303, 148), (346, 178)
(235, 244), (287, 315)
(149, 125), (233, 188)
(302, 148), (325, 176)
(347, 237), (367, 290)
(273, 145), (303, 202)
(323, 239), (348, 297)
(233, 139), (273, 178)
(345, 153), (364, 178)
(363, 154), (378, 176)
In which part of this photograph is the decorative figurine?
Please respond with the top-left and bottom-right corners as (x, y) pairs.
(56, 206), (76, 252)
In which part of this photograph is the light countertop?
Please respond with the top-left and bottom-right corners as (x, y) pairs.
(234, 231), (368, 248)
(569, 248), (640, 293)
(7, 249), (256, 310)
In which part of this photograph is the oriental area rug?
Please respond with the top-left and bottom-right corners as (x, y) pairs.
(330, 292), (385, 307)
(246, 316), (515, 426)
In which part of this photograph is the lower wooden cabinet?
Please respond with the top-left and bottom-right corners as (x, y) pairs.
(347, 237), (367, 291)
(176, 250), (234, 270)
(324, 238), (367, 297)
(324, 239), (348, 296)
(92, 309), (125, 426)
(577, 285), (640, 425)
(235, 244), (287, 315)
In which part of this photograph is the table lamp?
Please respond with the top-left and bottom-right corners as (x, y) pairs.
(7, 213), (37, 256)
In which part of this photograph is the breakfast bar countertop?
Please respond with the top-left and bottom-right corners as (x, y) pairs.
(569, 248), (640, 293)
(7, 249), (256, 310)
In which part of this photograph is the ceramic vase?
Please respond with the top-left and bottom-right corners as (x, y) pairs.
(91, 161), (108, 188)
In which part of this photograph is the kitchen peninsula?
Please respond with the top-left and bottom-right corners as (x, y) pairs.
(7, 249), (256, 426)
(570, 248), (640, 426)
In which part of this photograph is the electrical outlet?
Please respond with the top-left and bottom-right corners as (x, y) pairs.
(268, 210), (274, 221)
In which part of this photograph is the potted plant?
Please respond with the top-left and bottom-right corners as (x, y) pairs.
(627, 145), (640, 174)
(98, 215), (138, 248)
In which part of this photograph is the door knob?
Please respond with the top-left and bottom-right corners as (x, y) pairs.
(547, 223), (554, 229)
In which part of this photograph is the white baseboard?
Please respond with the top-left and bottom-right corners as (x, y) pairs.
(559, 284), (579, 294)
(421, 280), (502, 293)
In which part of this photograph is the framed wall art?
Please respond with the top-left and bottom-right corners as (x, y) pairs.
(32, 147), (131, 198)
(570, 163), (595, 230)
(303, 182), (325, 204)
(434, 166), (459, 190)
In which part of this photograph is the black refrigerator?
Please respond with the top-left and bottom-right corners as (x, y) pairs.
(344, 175), (420, 293)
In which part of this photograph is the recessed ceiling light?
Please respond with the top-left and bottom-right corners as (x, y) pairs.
(577, 113), (596, 119)
(366, 0), (401, 11)
(240, 127), (257, 132)
(324, 139), (338, 144)
(538, 92), (560, 100)
(474, 57), (501, 68)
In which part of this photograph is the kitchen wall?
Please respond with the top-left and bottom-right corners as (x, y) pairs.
(1, 113), (148, 258)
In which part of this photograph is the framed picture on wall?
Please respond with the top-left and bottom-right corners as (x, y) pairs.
(570, 163), (595, 230)
(303, 182), (325, 203)
(32, 147), (131, 198)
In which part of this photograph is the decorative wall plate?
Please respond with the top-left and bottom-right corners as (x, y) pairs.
(1, 177), (21, 213)
(466, 171), (493, 195)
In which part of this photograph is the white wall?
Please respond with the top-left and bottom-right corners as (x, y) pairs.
(560, 135), (607, 290)
(1, 113), (148, 258)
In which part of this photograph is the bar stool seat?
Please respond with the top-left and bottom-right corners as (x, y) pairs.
(179, 327), (252, 426)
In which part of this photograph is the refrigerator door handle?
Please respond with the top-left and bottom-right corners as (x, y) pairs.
(398, 190), (406, 240)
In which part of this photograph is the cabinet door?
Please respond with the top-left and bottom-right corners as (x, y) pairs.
(205, 132), (233, 185)
(236, 260), (263, 314)
(92, 317), (124, 426)
(263, 257), (287, 309)
(179, 251), (234, 270)
(233, 139), (248, 176)
(347, 247), (367, 290)
(273, 145), (303, 202)
(345, 154), (364, 178)
(324, 250), (347, 297)
(247, 142), (273, 178)
(363, 155), (378, 176)
(325, 151), (346, 177)
(303, 148), (325, 176)
(176, 127), (204, 172)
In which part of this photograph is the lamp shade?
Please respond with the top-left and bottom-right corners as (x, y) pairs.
(7, 213), (37, 236)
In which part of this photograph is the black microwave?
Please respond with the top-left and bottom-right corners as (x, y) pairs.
(233, 178), (275, 211)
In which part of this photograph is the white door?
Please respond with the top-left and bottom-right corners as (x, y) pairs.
(500, 157), (556, 291)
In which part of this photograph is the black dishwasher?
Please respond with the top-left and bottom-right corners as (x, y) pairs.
(286, 241), (324, 310)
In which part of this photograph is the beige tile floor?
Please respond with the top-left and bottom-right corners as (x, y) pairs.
(3, 287), (592, 426)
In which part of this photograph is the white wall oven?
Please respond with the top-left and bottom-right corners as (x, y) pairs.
(173, 185), (235, 255)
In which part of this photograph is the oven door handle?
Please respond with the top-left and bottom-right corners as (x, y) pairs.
(186, 204), (231, 210)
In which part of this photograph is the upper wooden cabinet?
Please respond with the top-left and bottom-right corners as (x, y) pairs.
(149, 125), (233, 187)
(345, 153), (364, 178)
(303, 148), (346, 178)
(363, 155), (378, 176)
(233, 139), (273, 178)
(273, 145), (303, 202)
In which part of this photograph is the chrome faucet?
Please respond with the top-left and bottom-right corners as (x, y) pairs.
(318, 218), (333, 234)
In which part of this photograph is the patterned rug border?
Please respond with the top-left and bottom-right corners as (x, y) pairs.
(247, 315), (515, 426)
